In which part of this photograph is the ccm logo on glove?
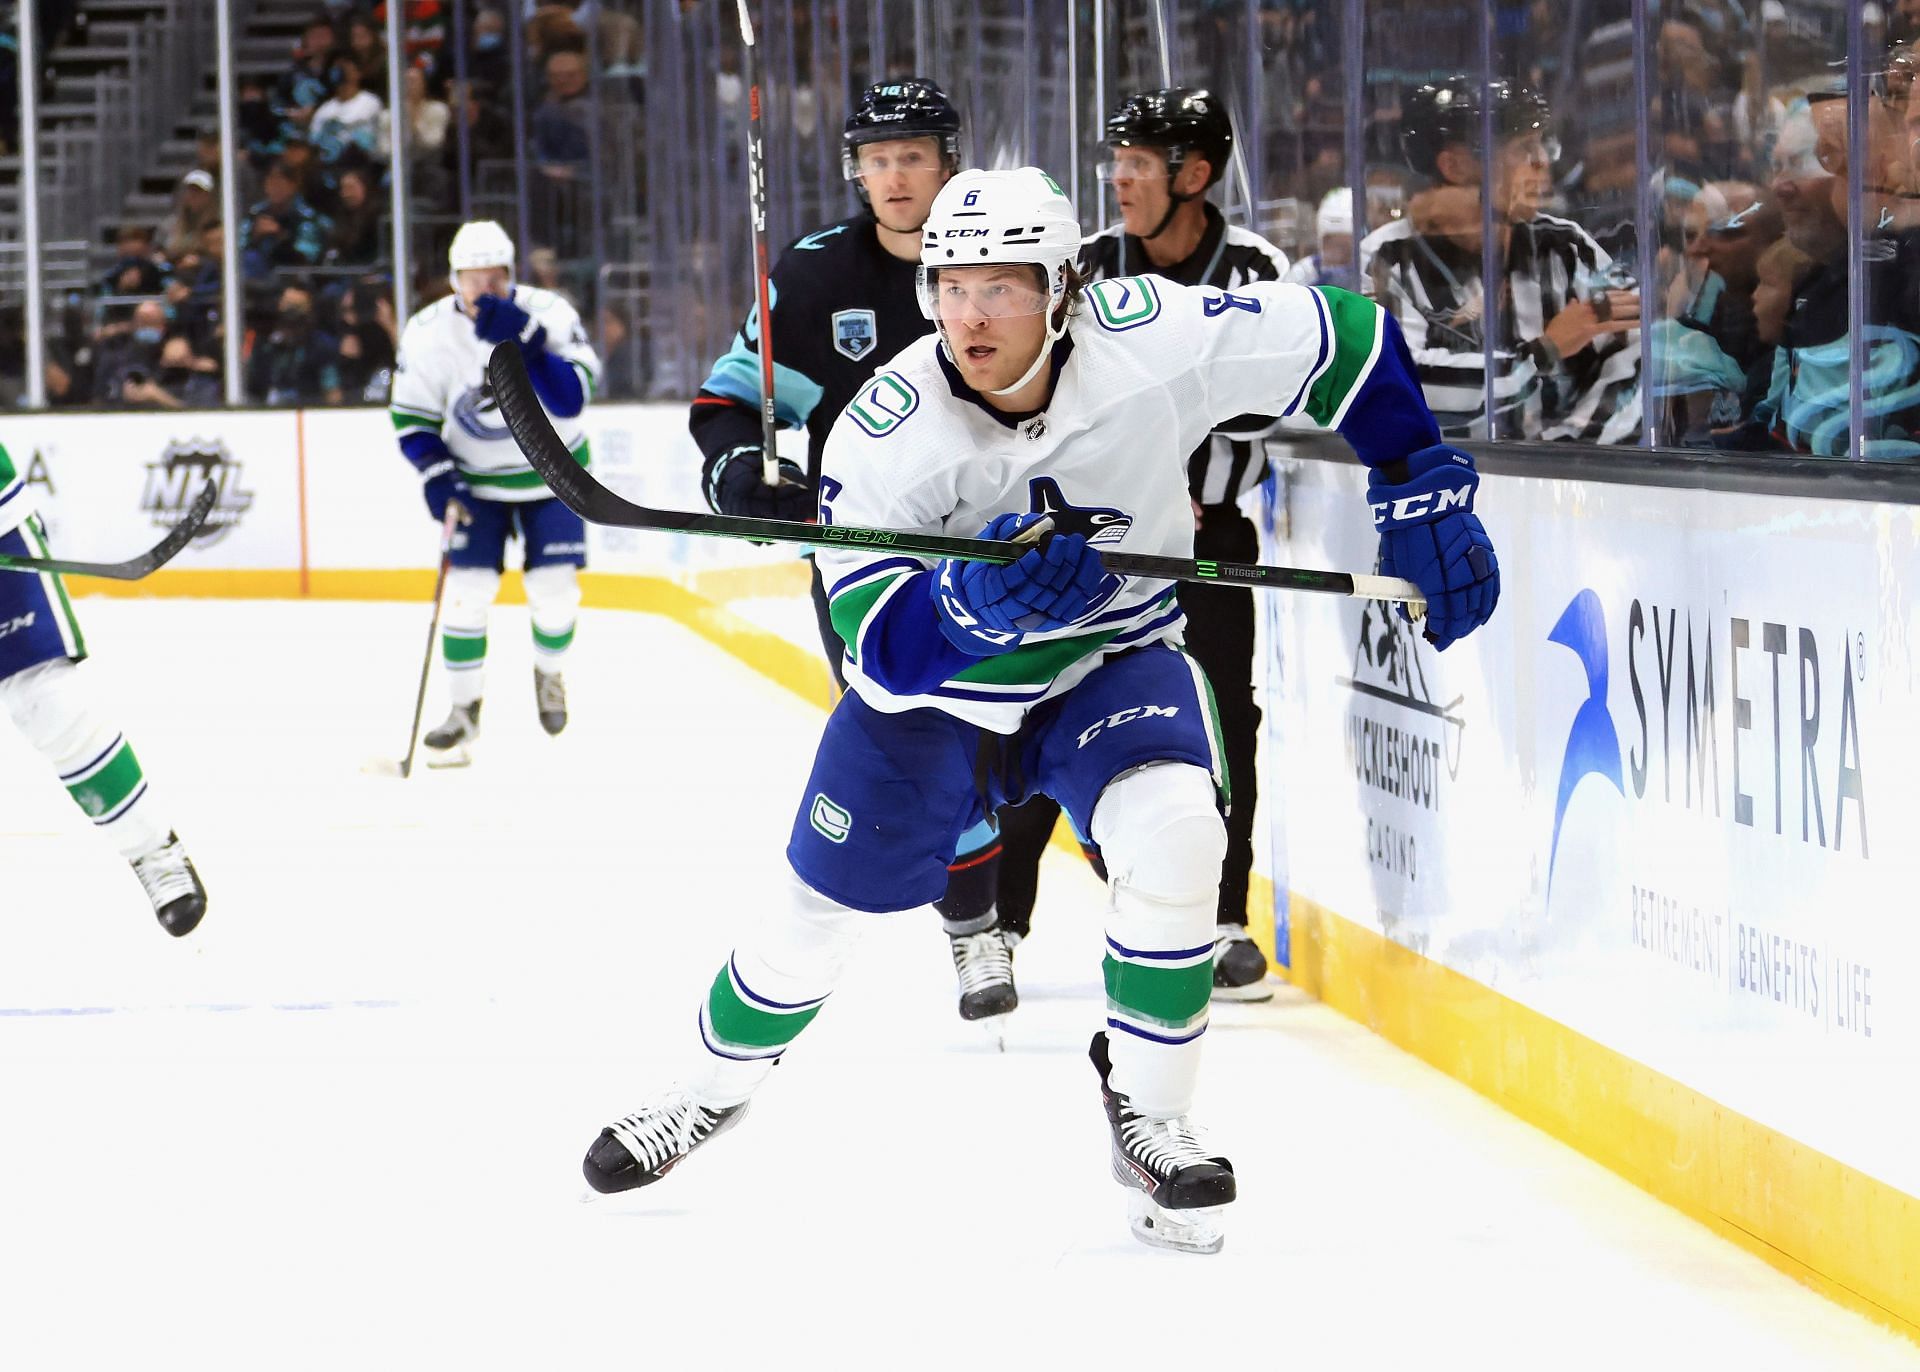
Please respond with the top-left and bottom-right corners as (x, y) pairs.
(1372, 484), (1473, 526)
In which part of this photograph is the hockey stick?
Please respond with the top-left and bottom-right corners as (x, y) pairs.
(394, 504), (462, 779)
(487, 343), (1424, 605)
(0, 479), (219, 580)
(735, 0), (782, 487)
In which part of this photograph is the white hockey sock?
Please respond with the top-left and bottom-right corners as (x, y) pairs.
(689, 869), (870, 1106)
(525, 563), (580, 670)
(0, 659), (171, 860)
(1090, 763), (1226, 1118)
(441, 567), (499, 707)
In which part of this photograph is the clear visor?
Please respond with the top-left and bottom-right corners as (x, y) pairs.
(843, 139), (947, 182)
(1095, 149), (1171, 182)
(923, 269), (1054, 320)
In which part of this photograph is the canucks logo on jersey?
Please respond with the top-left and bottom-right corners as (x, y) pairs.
(1028, 476), (1132, 546)
(450, 383), (513, 442)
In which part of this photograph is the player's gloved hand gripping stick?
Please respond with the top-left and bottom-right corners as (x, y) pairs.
(0, 479), (218, 580)
(485, 342), (1426, 607)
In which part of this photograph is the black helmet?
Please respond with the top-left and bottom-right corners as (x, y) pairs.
(1401, 77), (1554, 180)
(842, 77), (963, 181)
(1103, 87), (1233, 188)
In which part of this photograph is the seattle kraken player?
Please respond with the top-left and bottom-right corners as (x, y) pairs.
(579, 168), (1499, 1255)
(987, 88), (1293, 1004)
(689, 79), (1018, 1019)
(392, 221), (600, 759)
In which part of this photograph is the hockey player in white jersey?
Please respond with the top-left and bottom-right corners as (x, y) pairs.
(579, 169), (1498, 1253)
(0, 443), (207, 935)
(390, 221), (601, 756)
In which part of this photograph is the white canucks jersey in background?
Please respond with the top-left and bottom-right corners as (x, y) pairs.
(819, 274), (1390, 733)
(390, 286), (601, 502)
(0, 443), (34, 538)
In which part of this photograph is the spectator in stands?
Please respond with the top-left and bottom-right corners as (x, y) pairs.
(125, 336), (223, 410)
(374, 0), (449, 77)
(238, 76), (288, 172)
(241, 162), (332, 279)
(597, 300), (639, 400)
(444, 78), (514, 178)
(399, 66), (450, 155)
(313, 57), (384, 164)
(524, 246), (576, 305)
(163, 170), (221, 262)
(324, 168), (383, 266)
(343, 14), (387, 82)
(467, 8), (512, 92)
(99, 225), (168, 297)
(246, 282), (342, 406)
(280, 17), (340, 133)
(527, 4), (588, 66)
(278, 130), (339, 216)
(334, 282), (397, 402)
(532, 49), (592, 171)
(164, 267), (222, 360)
(92, 299), (169, 405)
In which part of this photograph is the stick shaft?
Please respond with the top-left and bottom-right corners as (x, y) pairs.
(736, 1), (781, 485)
(399, 507), (459, 779)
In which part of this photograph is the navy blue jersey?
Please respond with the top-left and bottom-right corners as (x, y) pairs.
(689, 212), (930, 482)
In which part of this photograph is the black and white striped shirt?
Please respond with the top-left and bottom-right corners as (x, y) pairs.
(1079, 204), (1291, 506)
(1361, 211), (1641, 444)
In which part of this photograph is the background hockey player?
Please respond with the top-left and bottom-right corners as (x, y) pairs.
(984, 87), (1293, 1007)
(688, 77), (962, 676)
(685, 79), (1013, 1022)
(0, 443), (207, 936)
(1283, 188), (1360, 291)
(391, 220), (601, 759)
(1360, 78), (1641, 442)
(579, 168), (1499, 1254)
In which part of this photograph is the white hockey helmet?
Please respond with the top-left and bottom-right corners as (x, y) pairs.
(1316, 188), (1353, 241)
(918, 167), (1081, 396)
(447, 219), (516, 295)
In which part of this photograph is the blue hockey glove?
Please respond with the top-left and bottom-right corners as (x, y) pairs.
(933, 513), (1123, 654)
(420, 458), (472, 524)
(473, 292), (544, 349)
(1370, 443), (1499, 651)
(704, 444), (814, 521)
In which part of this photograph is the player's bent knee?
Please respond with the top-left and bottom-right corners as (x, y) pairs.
(1090, 762), (1226, 908)
(523, 563), (581, 620)
(0, 659), (98, 759)
(443, 567), (501, 621)
(742, 869), (869, 995)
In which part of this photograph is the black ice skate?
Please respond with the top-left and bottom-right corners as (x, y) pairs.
(582, 1089), (750, 1194)
(949, 926), (1018, 1020)
(534, 667), (567, 736)
(423, 700), (480, 766)
(130, 831), (207, 937)
(1090, 1031), (1235, 1254)
(1211, 924), (1273, 1002)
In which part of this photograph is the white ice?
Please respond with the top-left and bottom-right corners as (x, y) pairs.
(0, 597), (1913, 1370)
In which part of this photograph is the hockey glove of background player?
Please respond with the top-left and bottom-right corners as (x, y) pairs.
(1370, 443), (1499, 651)
(932, 512), (1123, 654)
(402, 431), (470, 523)
(703, 444), (814, 521)
(472, 293), (586, 417)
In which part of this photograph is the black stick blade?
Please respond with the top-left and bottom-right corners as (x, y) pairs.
(0, 478), (219, 580)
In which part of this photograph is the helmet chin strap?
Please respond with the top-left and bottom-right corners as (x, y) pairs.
(988, 310), (1067, 397)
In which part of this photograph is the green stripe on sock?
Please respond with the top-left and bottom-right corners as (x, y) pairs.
(68, 740), (145, 820)
(532, 623), (575, 653)
(1303, 287), (1385, 428)
(1103, 954), (1213, 1032)
(705, 965), (823, 1050)
(443, 632), (487, 664)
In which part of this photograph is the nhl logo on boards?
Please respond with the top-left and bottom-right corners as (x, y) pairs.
(832, 308), (877, 361)
(143, 439), (254, 547)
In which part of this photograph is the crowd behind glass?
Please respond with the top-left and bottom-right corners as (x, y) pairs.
(1, 0), (1910, 462)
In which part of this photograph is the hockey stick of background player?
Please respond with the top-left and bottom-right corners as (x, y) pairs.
(396, 504), (462, 780)
(488, 343), (1425, 607)
(735, 0), (783, 488)
(0, 479), (218, 580)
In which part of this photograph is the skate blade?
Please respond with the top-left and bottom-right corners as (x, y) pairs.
(1126, 1191), (1226, 1254)
(1211, 977), (1277, 1004)
(423, 744), (473, 769)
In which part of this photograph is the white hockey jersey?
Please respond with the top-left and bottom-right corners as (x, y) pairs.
(389, 286), (601, 502)
(818, 274), (1419, 733)
(0, 443), (34, 539)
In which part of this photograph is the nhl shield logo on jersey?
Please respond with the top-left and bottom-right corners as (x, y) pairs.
(832, 308), (877, 362)
(1028, 476), (1133, 546)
